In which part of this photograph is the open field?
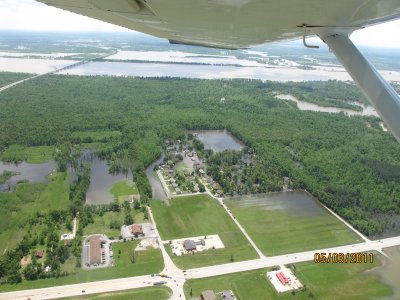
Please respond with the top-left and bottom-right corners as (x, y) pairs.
(0, 240), (164, 292)
(61, 286), (172, 300)
(110, 180), (139, 202)
(0, 172), (69, 254)
(184, 254), (391, 299)
(83, 210), (145, 238)
(224, 192), (360, 256)
(151, 194), (258, 269)
(0, 145), (53, 163)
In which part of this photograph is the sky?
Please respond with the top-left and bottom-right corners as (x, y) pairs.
(0, 0), (400, 48)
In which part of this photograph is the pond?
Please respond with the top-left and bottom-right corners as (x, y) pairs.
(193, 130), (244, 153)
(0, 160), (56, 192)
(71, 151), (132, 205)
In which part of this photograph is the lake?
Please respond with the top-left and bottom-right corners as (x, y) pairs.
(0, 160), (56, 192)
(193, 130), (244, 152)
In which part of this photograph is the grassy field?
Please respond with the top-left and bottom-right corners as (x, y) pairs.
(1, 145), (53, 163)
(109, 180), (139, 204)
(83, 210), (146, 238)
(224, 194), (360, 256)
(71, 130), (122, 142)
(151, 194), (258, 269)
(61, 287), (172, 300)
(0, 172), (69, 254)
(0, 240), (164, 292)
(184, 254), (391, 300)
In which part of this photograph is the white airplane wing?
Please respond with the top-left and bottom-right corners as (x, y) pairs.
(37, 0), (400, 142)
(37, 0), (400, 48)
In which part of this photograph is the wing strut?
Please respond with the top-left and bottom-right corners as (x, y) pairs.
(316, 31), (400, 143)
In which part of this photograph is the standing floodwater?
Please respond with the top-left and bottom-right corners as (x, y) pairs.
(145, 155), (168, 201)
(193, 130), (244, 152)
(0, 161), (55, 192)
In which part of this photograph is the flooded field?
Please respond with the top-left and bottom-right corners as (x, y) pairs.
(145, 155), (168, 201)
(224, 191), (360, 255)
(0, 57), (73, 74)
(372, 246), (400, 300)
(275, 94), (379, 117)
(193, 130), (244, 152)
(0, 160), (56, 192)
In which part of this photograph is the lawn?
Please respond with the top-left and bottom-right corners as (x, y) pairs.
(61, 287), (172, 300)
(0, 241), (164, 292)
(83, 210), (146, 238)
(184, 254), (392, 300)
(0, 172), (69, 254)
(151, 194), (258, 269)
(109, 180), (139, 203)
(224, 193), (360, 256)
(1, 145), (54, 163)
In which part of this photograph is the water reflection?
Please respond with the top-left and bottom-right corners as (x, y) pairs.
(0, 161), (55, 192)
(145, 155), (167, 201)
(275, 94), (379, 117)
(193, 130), (244, 152)
(71, 151), (132, 205)
(226, 191), (327, 217)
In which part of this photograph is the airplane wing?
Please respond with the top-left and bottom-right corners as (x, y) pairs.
(37, 0), (400, 49)
(37, 0), (400, 143)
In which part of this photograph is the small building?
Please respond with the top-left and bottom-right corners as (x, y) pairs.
(131, 224), (144, 236)
(200, 290), (217, 300)
(183, 239), (196, 251)
(89, 236), (102, 265)
(276, 272), (289, 285)
(221, 290), (234, 300)
(35, 250), (44, 259)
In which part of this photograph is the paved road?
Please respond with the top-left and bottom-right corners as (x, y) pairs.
(2, 232), (400, 300)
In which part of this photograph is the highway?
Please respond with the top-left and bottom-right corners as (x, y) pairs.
(1, 233), (400, 300)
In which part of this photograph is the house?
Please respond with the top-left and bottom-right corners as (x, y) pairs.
(183, 240), (196, 251)
(131, 224), (144, 236)
(89, 236), (102, 265)
(34, 250), (44, 259)
(200, 290), (217, 300)
(221, 290), (234, 300)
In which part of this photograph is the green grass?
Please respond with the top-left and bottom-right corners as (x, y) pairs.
(1, 145), (53, 163)
(110, 180), (139, 197)
(83, 211), (146, 238)
(151, 194), (258, 269)
(0, 172), (69, 254)
(61, 286), (172, 300)
(0, 240), (164, 292)
(224, 196), (360, 256)
(184, 254), (391, 300)
(71, 130), (121, 142)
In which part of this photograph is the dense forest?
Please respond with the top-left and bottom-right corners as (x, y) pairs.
(0, 74), (400, 241)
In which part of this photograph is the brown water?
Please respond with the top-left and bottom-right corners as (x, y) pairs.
(145, 155), (168, 201)
(0, 161), (56, 192)
(371, 246), (400, 300)
(226, 191), (329, 218)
